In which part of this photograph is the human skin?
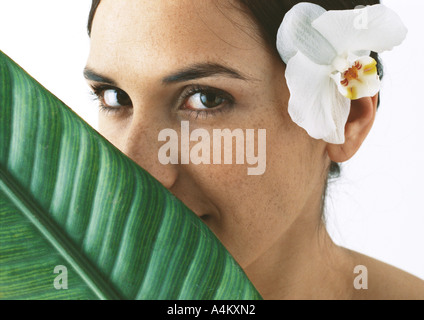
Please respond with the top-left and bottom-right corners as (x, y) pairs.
(85, 0), (424, 299)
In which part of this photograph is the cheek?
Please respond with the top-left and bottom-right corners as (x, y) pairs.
(179, 121), (316, 267)
(98, 115), (130, 149)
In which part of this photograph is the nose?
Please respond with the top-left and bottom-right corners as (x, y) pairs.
(121, 113), (179, 190)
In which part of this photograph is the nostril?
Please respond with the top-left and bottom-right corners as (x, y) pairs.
(132, 158), (178, 190)
(153, 166), (179, 190)
(200, 214), (212, 222)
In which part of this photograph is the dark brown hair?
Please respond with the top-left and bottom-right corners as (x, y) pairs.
(87, 0), (383, 178)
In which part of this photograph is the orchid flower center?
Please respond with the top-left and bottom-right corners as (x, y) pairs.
(341, 61), (362, 87)
(335, 57), (379, 100)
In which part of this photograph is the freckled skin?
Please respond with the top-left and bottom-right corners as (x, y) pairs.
(86, 0), (424, 299)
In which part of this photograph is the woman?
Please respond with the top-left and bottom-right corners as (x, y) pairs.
(85, 0), (424, 299)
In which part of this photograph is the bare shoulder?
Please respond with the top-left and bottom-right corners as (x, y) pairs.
(346, 249), (424, 300)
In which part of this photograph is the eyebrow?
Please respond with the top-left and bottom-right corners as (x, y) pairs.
(83, 62), (249, 86)
(162, 63), (248, 84)
(83, 67), (117, 86)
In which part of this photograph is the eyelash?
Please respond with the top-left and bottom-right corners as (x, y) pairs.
(89, 84), (235, 119)
(89, 84), (125, 116)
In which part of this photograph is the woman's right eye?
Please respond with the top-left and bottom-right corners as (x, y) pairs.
(103, 89), (132, 107)
(92, 86), (132, 112)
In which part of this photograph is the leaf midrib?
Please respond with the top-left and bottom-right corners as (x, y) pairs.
(0, 165), (123, 300)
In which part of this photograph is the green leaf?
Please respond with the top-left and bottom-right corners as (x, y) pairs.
(0, 50), (262, 300)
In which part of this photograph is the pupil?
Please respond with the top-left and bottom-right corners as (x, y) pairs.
(116, 90), (130, 105)
(200, 93), (222, 108)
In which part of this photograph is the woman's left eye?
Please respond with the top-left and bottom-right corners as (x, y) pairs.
(186, 92), (225, 110)
(181, 87), (234, 118)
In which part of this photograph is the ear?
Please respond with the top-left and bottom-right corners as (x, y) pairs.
(327, 94), (379, 163)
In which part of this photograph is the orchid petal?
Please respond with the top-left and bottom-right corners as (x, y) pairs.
(285, 52), (350, 144)
(312, 4), (408, 54)
(277, 2), (337, 65)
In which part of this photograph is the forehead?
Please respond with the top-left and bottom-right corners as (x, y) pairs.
(88, 0), (267, 79)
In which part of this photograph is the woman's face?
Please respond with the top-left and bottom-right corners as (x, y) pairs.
(86, 0), (330, 268)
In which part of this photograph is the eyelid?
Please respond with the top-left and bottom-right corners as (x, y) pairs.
(178, 84), (234, 106)
(90, 83), (119, 96)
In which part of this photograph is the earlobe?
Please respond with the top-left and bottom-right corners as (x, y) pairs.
(327, 94), (379, 163)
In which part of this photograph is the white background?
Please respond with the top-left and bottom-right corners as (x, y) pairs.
(1, 1), (423, 280)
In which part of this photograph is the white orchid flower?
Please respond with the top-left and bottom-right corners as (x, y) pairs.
(277, 3), (407, 144)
